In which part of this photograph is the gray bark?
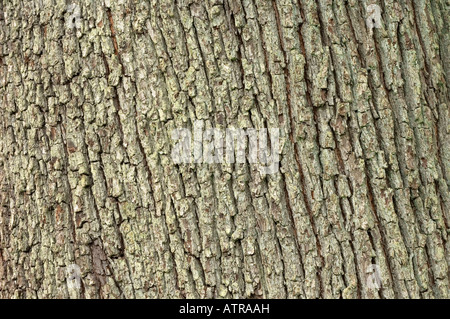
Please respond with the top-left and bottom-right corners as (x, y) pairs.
(0, 0), (449, 299)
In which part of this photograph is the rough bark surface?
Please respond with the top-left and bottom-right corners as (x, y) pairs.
(0, 0), (449, 299)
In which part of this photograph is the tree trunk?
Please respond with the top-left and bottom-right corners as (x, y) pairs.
(0, 0), (449, 299)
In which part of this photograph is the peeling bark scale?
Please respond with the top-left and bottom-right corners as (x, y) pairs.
(0, 0), (449, 299)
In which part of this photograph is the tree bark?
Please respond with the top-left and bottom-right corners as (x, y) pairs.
(0, 0), (449, 299)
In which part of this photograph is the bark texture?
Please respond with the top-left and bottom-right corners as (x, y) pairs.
(0, 0), (449, 299)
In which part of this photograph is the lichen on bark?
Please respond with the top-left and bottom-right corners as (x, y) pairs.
(0, 0), (449, 299)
